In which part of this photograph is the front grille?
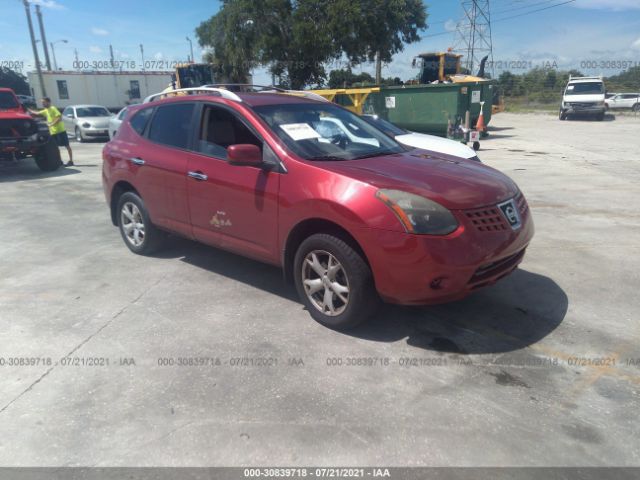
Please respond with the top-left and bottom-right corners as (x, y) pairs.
(469, 249), (526, 285)
(0, 119), (37, 139)
(567, 102), (595, 108)
(464, 206), (508, 232)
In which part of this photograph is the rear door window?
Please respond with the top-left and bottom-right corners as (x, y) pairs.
(148, 103), (195, 149)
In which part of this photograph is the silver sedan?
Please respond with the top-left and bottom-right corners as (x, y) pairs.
(62, 105), (113, 142)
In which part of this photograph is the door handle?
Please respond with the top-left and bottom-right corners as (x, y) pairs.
(187, 171), (208, 181)
(129, 157), (145, 165)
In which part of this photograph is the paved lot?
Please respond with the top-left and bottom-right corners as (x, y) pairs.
(0, 113), (639, 466)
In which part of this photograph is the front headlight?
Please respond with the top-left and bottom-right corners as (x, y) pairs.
(375, 189), (458, 235)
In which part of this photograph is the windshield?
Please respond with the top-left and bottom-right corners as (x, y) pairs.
(253, 103), (404, 161)
(361, 115), (408, 137)
(0, 91), (20, 109)
(76, 107), (111, 117)
(566, 82), (604, 95)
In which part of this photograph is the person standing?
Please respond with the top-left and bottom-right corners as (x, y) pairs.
(29, 97), (74, 167)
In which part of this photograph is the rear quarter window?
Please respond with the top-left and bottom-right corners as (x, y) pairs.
(129, 107), (153, 136)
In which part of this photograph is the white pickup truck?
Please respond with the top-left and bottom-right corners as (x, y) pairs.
(559, 76), (606, 121)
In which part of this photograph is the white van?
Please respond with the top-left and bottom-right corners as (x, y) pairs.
(559, 76), (606, 121)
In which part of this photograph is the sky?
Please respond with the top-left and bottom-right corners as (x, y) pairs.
(1, 0), (639, 86)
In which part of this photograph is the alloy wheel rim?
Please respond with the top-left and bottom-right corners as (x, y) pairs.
(302, 250), (350, 316)
(121, 202), (145, 247)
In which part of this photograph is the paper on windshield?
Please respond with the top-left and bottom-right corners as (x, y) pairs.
(280, 123), (321, 141)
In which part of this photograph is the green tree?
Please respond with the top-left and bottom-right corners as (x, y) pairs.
(0, 68), (30, 95)
(328, 68), (375, 88)
(196, 0), (427, 89)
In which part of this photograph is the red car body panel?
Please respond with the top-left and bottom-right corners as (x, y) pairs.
(103, 93), (534, 305)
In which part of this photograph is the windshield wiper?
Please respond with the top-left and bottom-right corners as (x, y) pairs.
(308, 155), (347, 161)
(353, 149), (397, 160)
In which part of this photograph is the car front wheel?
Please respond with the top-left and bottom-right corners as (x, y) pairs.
(294, 233), (378, 330)
(75, 127), (84, 143)
(117, 192), (164, 255)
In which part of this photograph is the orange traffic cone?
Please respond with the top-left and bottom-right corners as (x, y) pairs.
(476, 101), (486, 133)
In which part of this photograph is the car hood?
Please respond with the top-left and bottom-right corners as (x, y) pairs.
(396, 132), (476, 159)
(78, 116), (111, 127)
(317, 151), (519, 210)
(0, 109), (32, 120)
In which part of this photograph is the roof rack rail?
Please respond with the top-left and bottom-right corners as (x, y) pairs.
(203, 83), (285, 92)
(143, 87), (243, 104)
(204, 83), (329, 102)
(568, 75), (603, 81)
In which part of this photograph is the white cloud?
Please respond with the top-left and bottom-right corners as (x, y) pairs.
(444, 19), (458, 33)
(91, 27), (109, 36)
(574, 0), (640, 11)
(633, 38), (640, 50)
(154, 52), (164, 60)
(89, 46), (102, 53)
(31, 0), (65, 9)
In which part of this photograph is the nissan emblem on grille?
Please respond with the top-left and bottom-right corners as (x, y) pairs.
(497, 199), (522, 230)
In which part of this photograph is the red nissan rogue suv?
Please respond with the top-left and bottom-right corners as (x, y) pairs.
(102, 88), (534, 329)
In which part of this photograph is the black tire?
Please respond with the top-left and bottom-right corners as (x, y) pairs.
(35, 137), (62, 171)
(293, 233), (378, 330)
(632, 104), (639, 112)
(116, 191), (164, 255)
(596, 112), (605, 121)
(559, 109), (567, 121)
(75, 127), (84, 143)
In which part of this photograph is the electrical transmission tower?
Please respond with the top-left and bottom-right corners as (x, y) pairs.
(454, 0), (494, 77)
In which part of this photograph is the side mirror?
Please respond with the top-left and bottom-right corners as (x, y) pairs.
(227, 144), (262, 166)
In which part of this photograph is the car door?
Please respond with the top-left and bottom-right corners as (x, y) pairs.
(128, 103), (195, 238)
(184, 102), (281, 264)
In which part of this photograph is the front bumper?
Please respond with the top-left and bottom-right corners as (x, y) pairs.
(0, 134), (50, 158)
(357, 197), (535, 305)
(81, 127), (109, 137)
(562, 104), (604, 115)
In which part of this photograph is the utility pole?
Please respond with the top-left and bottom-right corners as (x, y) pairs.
(74, 48), (80, 69)
(50, 39), (67, 71)
(34, 4), (52, 71)
(140, 44), (149, 96)
(22, 0), (46, 97)
(186, 36), (194, 63)
(454, 0), (494, 77)
(109, 44), (120, 104)
(375, 51), (382, 84)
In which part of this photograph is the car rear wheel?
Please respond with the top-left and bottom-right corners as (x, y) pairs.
(35, 137), (62, 171)
(293, 233), (378, 330)
(75, 127), (84, 143)
(633, 104), (640, 112)
(117, 192), (164, 255)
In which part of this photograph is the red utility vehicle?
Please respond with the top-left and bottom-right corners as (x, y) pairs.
(102, 87), (534, 329)
(0, 88), (60, 171)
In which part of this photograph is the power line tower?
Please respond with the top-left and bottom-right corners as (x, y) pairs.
(454, 0), (494, 77)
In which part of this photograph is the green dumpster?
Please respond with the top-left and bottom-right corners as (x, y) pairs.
(362, 81), (494, 136)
